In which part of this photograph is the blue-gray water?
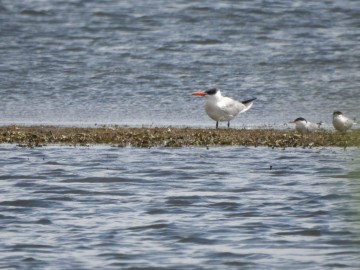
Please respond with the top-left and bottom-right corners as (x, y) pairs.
(0, 0), (359, 128)
(0, 146), (359, 269)
(1, 1), (360, 269)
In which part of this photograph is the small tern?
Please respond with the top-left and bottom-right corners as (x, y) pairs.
(332, 111), (356, 132)
(192, 88), (256, 129)
(290, 117), (322, 134)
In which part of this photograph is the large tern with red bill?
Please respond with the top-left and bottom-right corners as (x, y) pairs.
(192, 88), (256, 129)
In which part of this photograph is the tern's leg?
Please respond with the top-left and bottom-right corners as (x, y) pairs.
(216, 121), (218, 129)
(227, 121), (230, 128)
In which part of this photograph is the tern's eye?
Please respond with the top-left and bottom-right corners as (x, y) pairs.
(206, 88), (218, 95)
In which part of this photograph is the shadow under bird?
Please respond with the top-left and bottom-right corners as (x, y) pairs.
(192, 88), (256, 129)
(290, 117), (322, 134)
(332, 111), (356, 132)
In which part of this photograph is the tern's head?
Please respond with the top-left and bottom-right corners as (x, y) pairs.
(333, 111), (343, 117)
(290, 117), (307, 124)
(192, 88), (221, 98)
(205, 88), (219, 95)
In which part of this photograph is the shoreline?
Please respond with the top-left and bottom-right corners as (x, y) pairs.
(0, 125), (359, 148)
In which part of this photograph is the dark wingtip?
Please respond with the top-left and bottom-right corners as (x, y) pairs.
(241, 97), (257, 104)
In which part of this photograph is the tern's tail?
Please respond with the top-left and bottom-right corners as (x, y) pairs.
(241, 97), (257, 113)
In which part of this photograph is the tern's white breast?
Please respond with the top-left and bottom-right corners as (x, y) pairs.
(333, 115), (353, 132)
(295, 121), (320, 134)
(295, 122), (308, 134)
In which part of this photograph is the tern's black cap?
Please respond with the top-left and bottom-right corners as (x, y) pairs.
(205, 88), (218, 95)
(294, 117), (306, 122)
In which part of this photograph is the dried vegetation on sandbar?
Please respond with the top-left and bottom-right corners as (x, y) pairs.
(0, 126), (359, 148)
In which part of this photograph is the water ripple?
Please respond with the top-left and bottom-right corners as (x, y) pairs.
(3, 146), (357, 268)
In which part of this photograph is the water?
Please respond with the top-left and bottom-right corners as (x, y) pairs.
(0, 1), (360, 269)
(0, 0), (359, 128)
(0, 146), (359, 269)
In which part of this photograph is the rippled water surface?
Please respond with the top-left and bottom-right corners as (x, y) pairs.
(0, 1), (360, 269)
(0, 146), (360, 269)
(0, 0), (359, 127)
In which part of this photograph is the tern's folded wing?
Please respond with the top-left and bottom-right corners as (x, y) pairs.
(219, 98), (245, 117)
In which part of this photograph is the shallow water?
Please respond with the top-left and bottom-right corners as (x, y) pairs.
(0, 146), (359, 269)
(0, 0), (359, 128)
